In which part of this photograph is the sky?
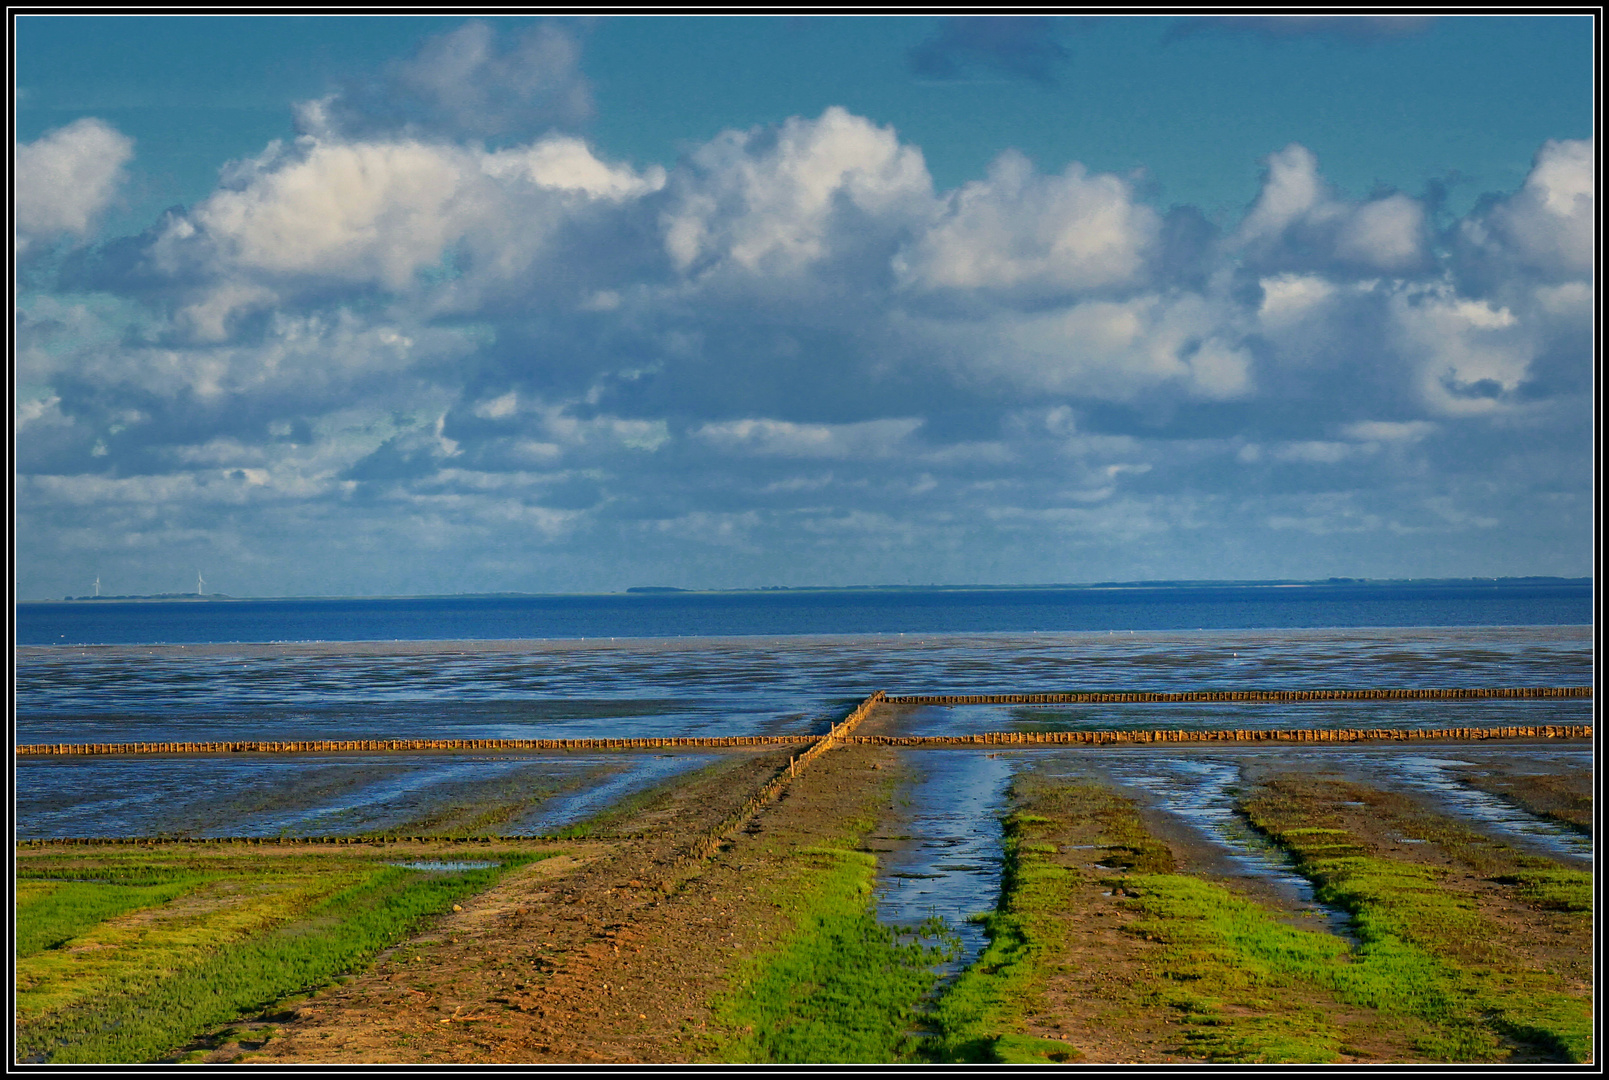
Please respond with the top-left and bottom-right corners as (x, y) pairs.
(12, 15), (1597, 598)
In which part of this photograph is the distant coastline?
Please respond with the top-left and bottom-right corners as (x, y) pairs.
(36, 577), (1593, 605)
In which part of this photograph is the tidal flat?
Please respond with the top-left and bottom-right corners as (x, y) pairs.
(14, 737), (1592, 1065)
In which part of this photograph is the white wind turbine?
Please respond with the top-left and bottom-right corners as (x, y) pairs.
(197, 571), (206, 596)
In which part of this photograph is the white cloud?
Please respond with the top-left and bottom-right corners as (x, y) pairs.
(1238, 143), (1428, 274)
(949, 293), (1253, 401)
(662, 107), (932, 276)
(896, 150), (1160, 293)
(537, 405), (670, 453)
(160, 132), (663, 300)
(183, 138), (474, 287)
(1256, 273), (1339, 330)
(14, 118), (134, 252)
(1238, 144), (1333, 246)
(1334, 193), (1426, 273)
(482, 136), (666, 200)
(696, 417), (924, 459)
(305, 20), (592, 140)
(1461, 138), (1593, 281)
(1389, 287), (1533, 415)
(12, 87), (1592, 593)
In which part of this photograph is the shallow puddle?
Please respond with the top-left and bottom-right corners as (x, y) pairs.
(872, 750), (1016, 974)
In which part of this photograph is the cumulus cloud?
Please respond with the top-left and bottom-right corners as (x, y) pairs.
(937, 292), (1254, 401)
(662, 106), (931, 281)
(1237, 144), (1429, 274)
(14, 118), (134, 254)
(302, 20), (592, 141)
(1389, 287), (1535, 416)
(1458, 138), (1593, 286)
(897, 150), (1160, 296)
(12, 64), (1592, 594)
(143, 130), (666, 336)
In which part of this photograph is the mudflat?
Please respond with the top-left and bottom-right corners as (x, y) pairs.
(15, 738), (1593, 1065)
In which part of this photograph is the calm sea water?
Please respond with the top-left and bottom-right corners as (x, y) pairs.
(13, 583), (1594, 840)
(14, 580), (1592, 645)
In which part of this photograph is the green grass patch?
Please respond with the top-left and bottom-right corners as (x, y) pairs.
(15, 845), (550, 1064)
(16, 876), (213, 958)
(928, 774), (1588, 1064)
(1241, 790), (1593, 1062)
(1491, 863), (1592, 913)
(714, 847), (953, 1063)
(1113, 872), (1353, 1063)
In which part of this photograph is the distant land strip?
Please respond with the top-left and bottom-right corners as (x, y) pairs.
(884, 686), (1592, 705)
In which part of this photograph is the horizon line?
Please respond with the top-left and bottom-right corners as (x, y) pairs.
(25, 575), (1595, 605)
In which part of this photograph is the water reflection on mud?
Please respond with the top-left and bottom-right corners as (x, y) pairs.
(1048, 744), (1593, 891)
(872, 750), (1016, 974)
(11, 753), (685, 839)
(511, 753), (717, 834)
(1309, 747), (1593, 864)
(16, 626), (1590, 746)
(1049, 752), (1354, 937)
(893, 698), (1592, 737)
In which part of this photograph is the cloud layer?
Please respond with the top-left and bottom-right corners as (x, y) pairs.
(14, 25), (1593, 596)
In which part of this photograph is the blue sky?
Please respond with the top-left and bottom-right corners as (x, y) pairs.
(13, 15), (1596, 597)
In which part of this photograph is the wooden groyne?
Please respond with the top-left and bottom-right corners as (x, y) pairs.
(850, 724), (1591, 747)
(14, 687), (1590, 758)
(885, 686), (1591, 705)
(16, 694), (898, 854)
(17, 834), (570, 848)
(680, 690), (885, 864)
(15, 735), (822, 757)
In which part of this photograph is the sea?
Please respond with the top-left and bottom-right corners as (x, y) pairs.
(13, 581), (1595, 845)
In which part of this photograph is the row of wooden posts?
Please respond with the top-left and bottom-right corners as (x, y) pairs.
(678, 690), (886, 865)
(13, 693), (1592, 849)
(849, 725), (1592, 746)
(15, 735), (821, 756)
(885, 686), (1592, 705)
(15, 723), (1593, 758)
